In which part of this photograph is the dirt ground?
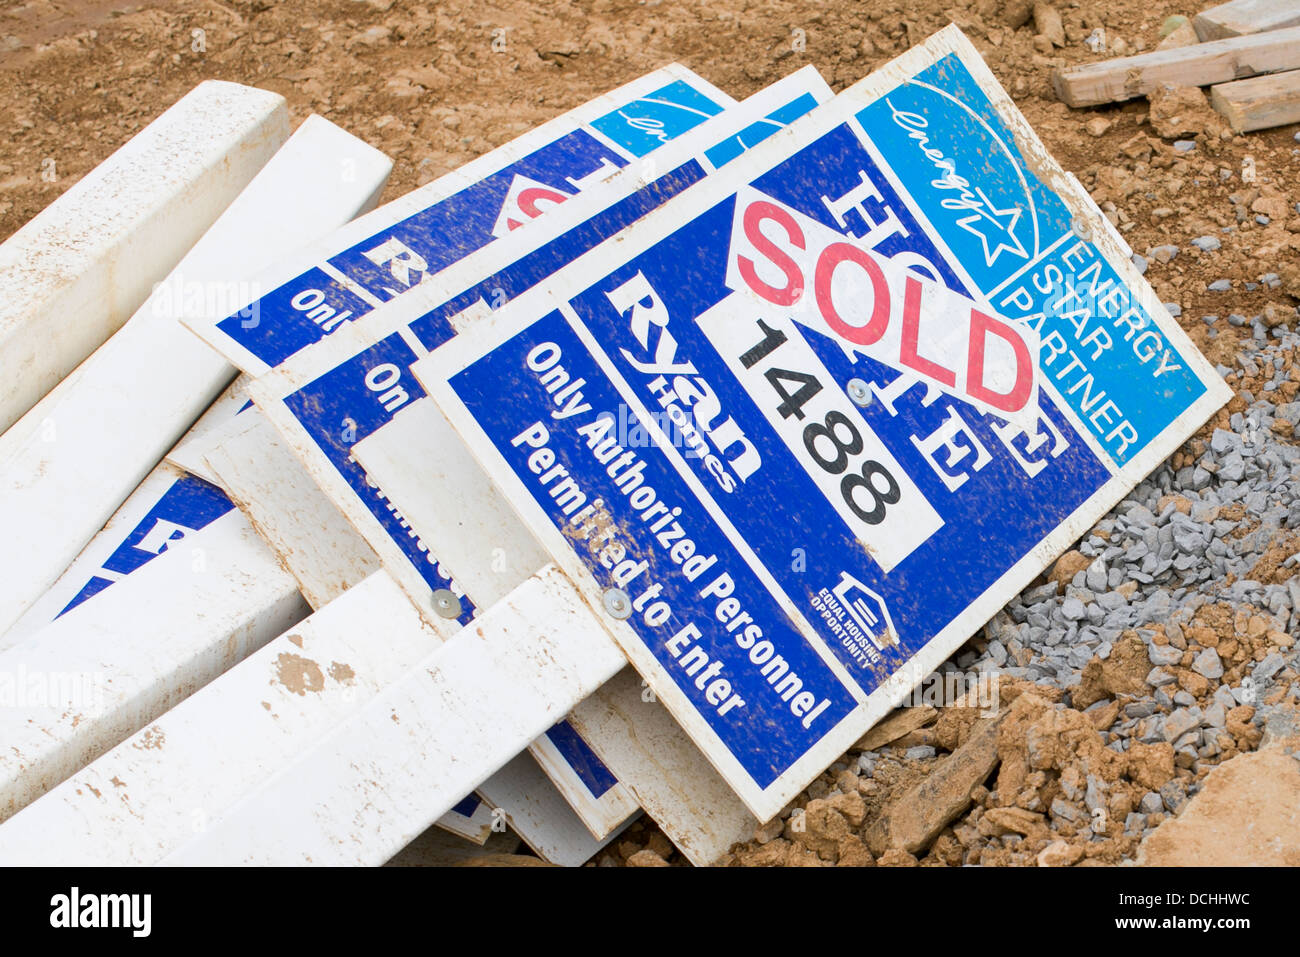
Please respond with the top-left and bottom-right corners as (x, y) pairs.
(3, 0), (1297, 373)
(3, 0), (1299, 867)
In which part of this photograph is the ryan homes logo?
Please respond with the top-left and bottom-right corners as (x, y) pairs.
(50, 887), (151, 938)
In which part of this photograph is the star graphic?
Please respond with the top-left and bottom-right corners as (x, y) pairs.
(955, 187), (1028, 266)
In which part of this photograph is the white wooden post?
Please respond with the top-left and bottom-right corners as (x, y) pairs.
(0, 80), (290, 434)
(0, 115), (392, 634)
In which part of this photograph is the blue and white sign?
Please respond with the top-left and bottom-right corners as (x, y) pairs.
(411, 27), (1230, 819)
(187, 66), (735, 376)
(246, 71), (833, 830)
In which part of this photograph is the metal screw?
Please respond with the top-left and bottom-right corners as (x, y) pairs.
(846, 378), (873, 408)
(431, 589), (463, 620)
(603, 587), (632, 620)
(1071, 215), (1094, 241)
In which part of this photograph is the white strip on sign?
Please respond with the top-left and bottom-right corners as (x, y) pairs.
(412, 25), (1232, 821)
(0, 115), (392, 636)
(0, 80), (291, 434)
(184, 65), (736, 377)
(0, 508), (309, 825)
(2, 379), (252, 648)
(200, 405), (634, 843)
(201, 409), (383, 610)
(353, 398), (754, 864)
(248, 67), (831, 635)
(158, 566), (626, 866)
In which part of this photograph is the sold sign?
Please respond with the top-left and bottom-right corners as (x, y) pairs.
(725, 186), (1040, 431)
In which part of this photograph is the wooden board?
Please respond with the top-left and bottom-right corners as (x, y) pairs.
(0, 115), (391, 636)
(153, 567), (627, 866)
(202, 404), (638, 841)
(1210, 68), (1300, 130)
(0, 81), (289, 435)
(1052, 25), (1300, 106)
(1195, 0), (1300, 40)
(0, 507), (309, 825)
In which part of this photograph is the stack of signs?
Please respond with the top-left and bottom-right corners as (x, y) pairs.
(401, 27), (1228, 821)
(174, 64), (832, 857)
(164, 27), (1226, 848)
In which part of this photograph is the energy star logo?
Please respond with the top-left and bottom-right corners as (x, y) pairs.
(49, 887), (151, 938)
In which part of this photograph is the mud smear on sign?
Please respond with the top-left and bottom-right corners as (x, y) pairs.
(274, 652), (325, 695)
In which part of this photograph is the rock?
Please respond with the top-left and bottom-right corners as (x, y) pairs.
(1050, 797), (1082, 822)
(1033, 2), (1065, 46)
(753, 816), (784, 845)
(1191, 235), (1221, 252)
(1140, 747), (1300, 865)
(1085, 117), (1112, 137)
(1162, 707), (1201, 743)
(789, 797), (852, 861)
(1148, 643), (1182, 667)
(1126, 741), (1176, 790)
(1157, 19), (1198, 50)
(876, 848), (919, 867)
(835, 835), (876, 867)
(984, 806), (1046, 836)
(1073, 632), (1152, 708)
(1208, 279), (1232, 292)
(626, 849), (670, 867)
(1085, 557), (1108, 592)
(1049, 550), (1092, 592)
(731, 839), (792, 867)
(1002, 0), (1035, 29)
(865, 716), (1001, 856)
(1159, 779), (1188, 814)
(852, 706), (937, 751)
(826, 789), (867, 828)
(1146, 84), (1223, 139)
(1037, 840), (1085, 866)
(1191, 647), (1224, 679)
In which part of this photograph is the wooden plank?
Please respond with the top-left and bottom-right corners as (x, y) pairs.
(0, 116), (392, 636)
(353, 400), (760, 864)
(0, 507), (309, 825)
(0, 571), (425, 862)
(1194, 0), (1300, 41)
(1052, 25), (1300, 106)
(154, 567), (627, 866)
(0, 81), (290, 435)
(199, 404), (635, 844)
(1210, 68), (1300, 130)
